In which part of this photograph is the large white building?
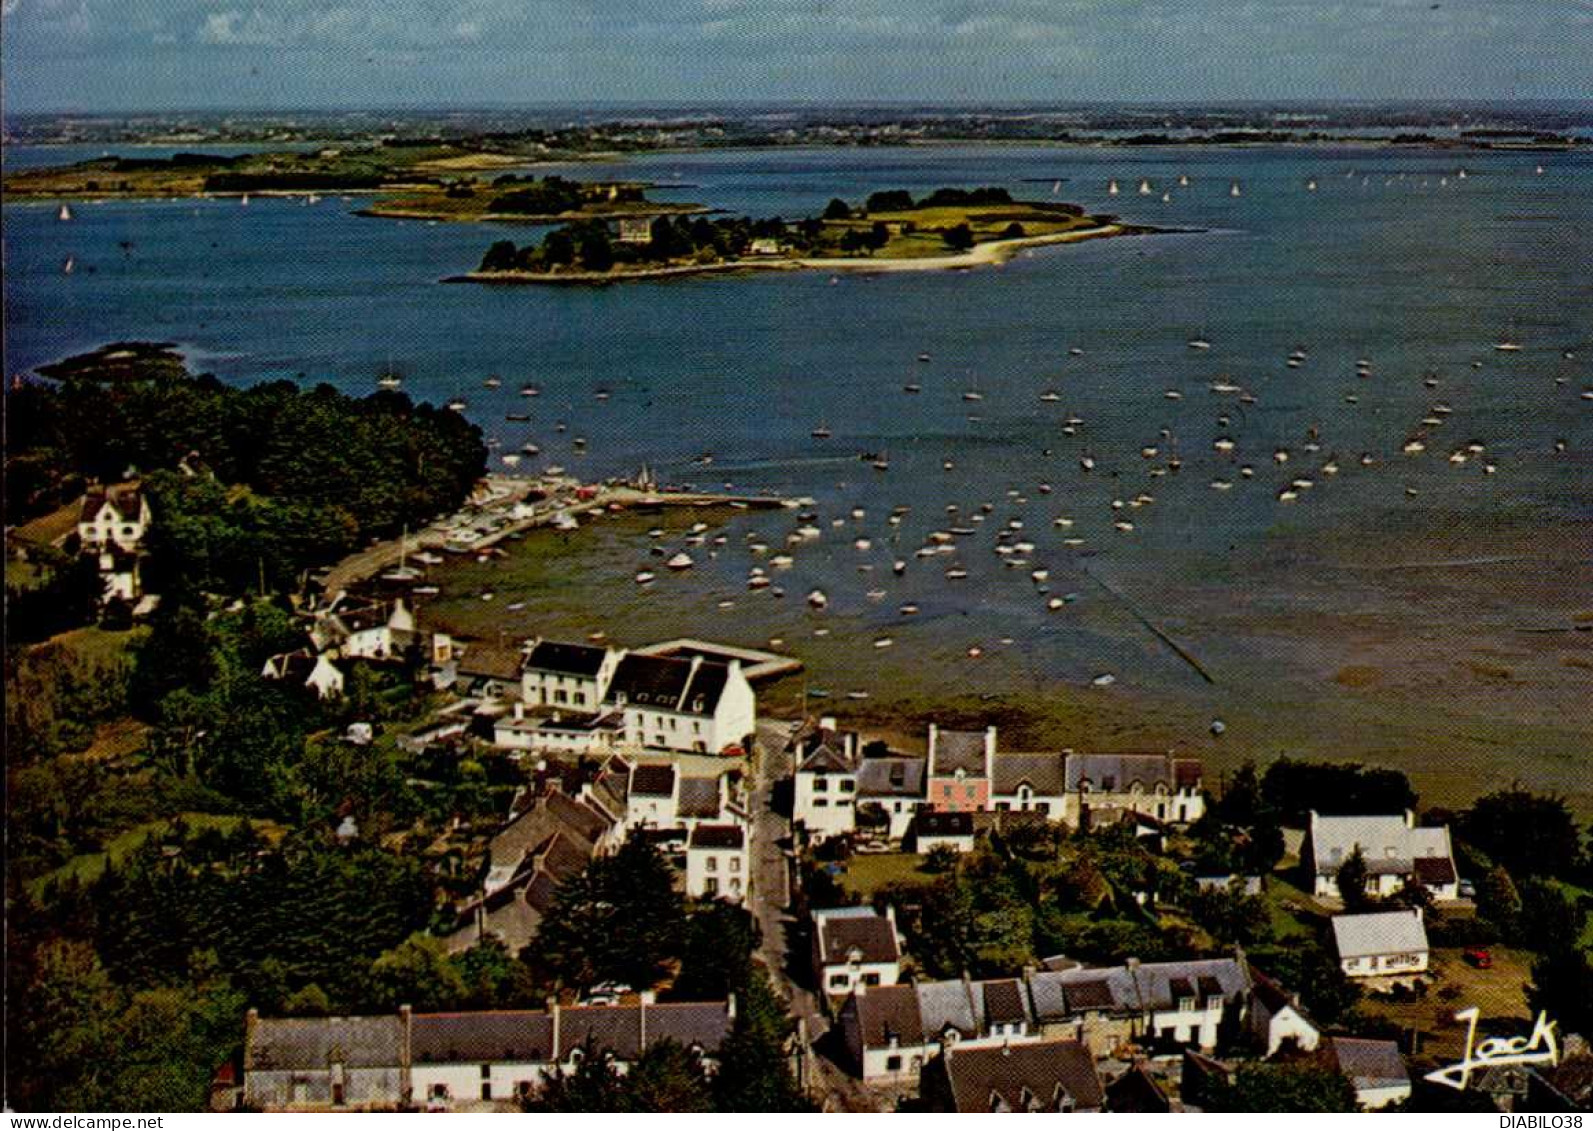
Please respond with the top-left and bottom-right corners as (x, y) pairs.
(1305, 811), (1459, 902)
(1063, 753), (1205, 826)
(520, 639), (621, 712)
(604, 653), (755, 755)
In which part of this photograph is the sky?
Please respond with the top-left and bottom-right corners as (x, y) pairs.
(3, 0), (1591, 114)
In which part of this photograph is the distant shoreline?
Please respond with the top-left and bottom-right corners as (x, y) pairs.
(446, 223), (1168, 285)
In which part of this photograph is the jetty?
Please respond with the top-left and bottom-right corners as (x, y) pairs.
(319, 473), (810, 595)
(635, 638), (805, 683)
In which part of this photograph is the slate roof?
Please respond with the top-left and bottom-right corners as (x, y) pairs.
(248, 1015), (404, 1071)
(608, 654), (733, 716)
(852, 984), (924, 1048)
(799, 729), (861, 774)
(1308, 813), (1454, 880)
(1412, 855), (1458, 885)
(689, 824), (744, 850)
(917, 979), (980, 1038)
(981, 979), (1029, 1027)
(815, 908), (901, 965)
(913, 811), (975, 838)
(857, 756), (925, 798)
(1028, 958), (1250, 1019)
(677, 776), (723, 819)
(644, 1002), (733, 1053)
(941, 1039), (1104, 1113)
(456, 642), (525, 681)
(1331, 909), (1429, 960)
(1065, 753), (1198, 793)
(411, 1011), (555, 1064)
(631, 764), (677, 798)
(557, 1005), (644, 1060)
(929, 728), (991, 777)
(1106, 1062), (1173, 1113)
(526, 640), (609, 677)
(1326, 1036), (1410, 1090)
(991, 754), (1066, 796)
(80, 484), (145, 524)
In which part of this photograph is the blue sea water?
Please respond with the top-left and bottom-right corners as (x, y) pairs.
(6, 143), (1592, 797)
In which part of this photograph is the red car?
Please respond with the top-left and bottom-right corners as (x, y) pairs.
(1464, 947), (1493, 969)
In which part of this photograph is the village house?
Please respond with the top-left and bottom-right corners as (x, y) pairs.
(1246, 968), (1321, 1056)
(446, 781), (621, 955)
(493, 702), (625, 757)
(520, 639), (621, 712)
(317, 597), (420, 664)
(242, 999), (735, 1111)
(990, 753), (1068, 817)
(909, 810), (976, 854)
(1063, 753), (1205, 827)
(685, 824), (748, 902)
(1318, 1036), (1412, 1109)
(1024, 957), (1251, 1057)
(926, 725), (996, 813)
(1331, 908), (1430, 982)
(792, 719), (862, 841)
(261, 649), (346, 700)
(621, 763), (744, 834)
(1304, 811), (1460, 902)
(604, 653), (755, 756)
(812, 906), (904, 998)
(921, 1039), (1106, 1113)
(856, 754), (927, 841)
(839, 976), (1045, 1086)
(77, 482), (151, 553)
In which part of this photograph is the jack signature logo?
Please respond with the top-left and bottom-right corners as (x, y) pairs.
(1424, 1007), (1560, 1091)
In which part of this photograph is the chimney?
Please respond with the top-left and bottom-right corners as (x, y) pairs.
(399, 1004), (413, 1082)
(1405, 809), (1416, 829)
(726, 993), (737, 1022)
(1125, 956), (1140, 971)
(243, 1008), (259, 1070)
(640, 989), (656, 1004)
(513, 701), (525, 721)
(548, 998), (561, 1060)
(820, 716), (838, 732)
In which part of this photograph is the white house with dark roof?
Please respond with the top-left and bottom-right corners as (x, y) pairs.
(1062, 753), (1205, 826)
(793, 718), (862, 840)
(1331, 908), (1430, 981)
(1247, 968), (1321, 1056)
(686, 824), (748, 902)
(244, 1000), (736, 1111)
(521, 639), (622, 712)
(1305, 811), (1459, 902)
(1025, 957), (1251, 1056)
(841, 976), (1046, 1085)
(812, 906), (904, 997)
(990, 753), (1067, 817)
(604, 653), (754, 755)
(910, 810), (976, 854)
(926, 1038), (1105, 1113)
(1321, 1036), (1412, 1109)
(856, 754), (927, 840)
(493, 704), (625, 757)
(78, 482), (151, 553)
(621, 764), (741, 834)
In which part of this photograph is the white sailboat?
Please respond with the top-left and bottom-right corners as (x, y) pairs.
(1107, 180), (1120, 196)
(241, 194), (250, 207)
(1138, 179), (1152, 195)
(1229, 180), (1242, 198)
(62, 257), (75, 275)
(58, 203), (73, 222)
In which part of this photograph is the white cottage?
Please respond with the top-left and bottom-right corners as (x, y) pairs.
(812, 906), (903, 997)
(793, 719), (862, 841)
(1332, 908), (1430, 981)
(604, 653), (755, 755)
(685, 824), (748, 903)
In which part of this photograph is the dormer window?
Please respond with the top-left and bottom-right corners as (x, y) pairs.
(693, 697), (705, 712)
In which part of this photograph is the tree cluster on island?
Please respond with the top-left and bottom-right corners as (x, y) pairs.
(473, 185), (1080, 275)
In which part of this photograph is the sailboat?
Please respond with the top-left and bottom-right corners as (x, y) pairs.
(62, 257), (75, 275)
(58, 203), (73, 222)
(1230, 181), (1242, 197)
(1178, 174), (1190, 187)
(1107, 180), (1120, 196)
(1138, 179), (1152, 195)
(240, 194), (250, 207)
(1306, 179), (1318, 191)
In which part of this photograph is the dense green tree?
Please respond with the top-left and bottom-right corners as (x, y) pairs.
(1247, 941), (1359, 1024)
(533, 836), (686, 992)
(366, 933), (468, 1012)
(1527, 946), (1593, 1037)
(1261, 759), (1416, 824)
(1461, 789), (1583, 881)
(711, 972), (811, 1112)
(942, 223), (975, 250)
(822, 197), (852, 220)
(480, 239), (518, 271)
(1336, 848), (1373, 912)
(672, 902), (761, 1001)
(1218, 1061), (1357, 1112)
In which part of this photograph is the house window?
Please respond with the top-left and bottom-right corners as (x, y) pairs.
(829, 973), (849, 989)
(814, 777), (828, 792)
(886, 1055), (903, 1072)
(839, 780), (855, 793)
(1036, 802), (1050, 815)
(481, 1065), (491, 1079)
(996, 802), (1010, 812)
(729, 857), (741, 873)
(555, 690), (567, 704)
(705, 877), (718, 895)
(941, 784), (954, 798)
(965, 786), (977, 800)
(863, 972), (881, 986)
(480, 1083), (492, 1101)
(730, 877), (742, 895)
(574, 692), (586, 706)
(706, 856), (718, 872)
